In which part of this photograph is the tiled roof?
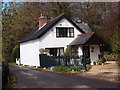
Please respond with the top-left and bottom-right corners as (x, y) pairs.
(76, 23), (92, 33)
(20, 14), (85, 43)
(69, 32), (104, 45)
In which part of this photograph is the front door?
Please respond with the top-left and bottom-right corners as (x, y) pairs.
(83, 46), (90, 58)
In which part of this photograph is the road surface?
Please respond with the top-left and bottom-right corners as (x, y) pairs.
(10, 65), (119, 88)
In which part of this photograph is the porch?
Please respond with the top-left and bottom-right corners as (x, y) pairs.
(69, 32), (105, 65)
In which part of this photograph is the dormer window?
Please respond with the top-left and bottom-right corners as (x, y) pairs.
(56, 27), (74, 38)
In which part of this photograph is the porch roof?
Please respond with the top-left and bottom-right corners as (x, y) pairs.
(69, 32), (104, 46)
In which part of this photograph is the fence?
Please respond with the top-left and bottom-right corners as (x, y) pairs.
(39, 54), (86, 68)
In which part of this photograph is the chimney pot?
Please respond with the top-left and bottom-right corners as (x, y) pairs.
(39, 14), (47, 28)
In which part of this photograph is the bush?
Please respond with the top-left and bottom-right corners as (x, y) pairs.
(52, 66), (87, 72)
(86, 65), (92, 71)
(52, 66), (68, 72)
(11, 44), (20, 62)
(96, 59), (102, 65)
(103, 52), (117, 61)
(96, 59), (102, 63)
(70, 67), (82, 71)
(101, 57), (106, 63)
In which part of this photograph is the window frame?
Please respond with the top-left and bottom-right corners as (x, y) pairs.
(56, 27), (74, 38)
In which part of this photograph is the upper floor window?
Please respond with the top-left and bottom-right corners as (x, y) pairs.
(56, 27), (74, 37)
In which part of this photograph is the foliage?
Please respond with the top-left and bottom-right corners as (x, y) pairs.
(63, 46), (72, 66)
(100, 57), (106, 63)
(103, 52), (117, 61)
(111, 29), (120, 52)
(11, 44), (20, 62)
(64, 45), (72, 56)
(52, 65), (92, 72)
(2, 2), (22, 61)
(52, 66), (68, 72)
(86, 65), (92, 71)
(71, 46), (78, 56)
(111, 29), (120, 67)
(70, 67), (82, 71)
(96, 58), (106, 65)
(96, 59), (102, 63)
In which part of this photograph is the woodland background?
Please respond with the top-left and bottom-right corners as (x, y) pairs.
(1, 2), (120, 66)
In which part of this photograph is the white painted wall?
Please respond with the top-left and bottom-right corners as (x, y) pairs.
(20, 18), (83, 66)
(90, 45), (100, 65)
(38, 18), (82, 51)
(20, 39), (40, 66)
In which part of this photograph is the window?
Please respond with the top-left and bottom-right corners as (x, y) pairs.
(45, 48), (64, 56)
(56, 27), (74, 37)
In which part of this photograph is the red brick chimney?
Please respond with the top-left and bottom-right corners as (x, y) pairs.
(39, 14), (47, 28)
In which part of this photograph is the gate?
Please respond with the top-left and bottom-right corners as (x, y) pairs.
(39, 54), (51, 68)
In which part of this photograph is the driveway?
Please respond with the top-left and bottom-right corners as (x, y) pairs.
(77, 61), (119, 82)
(9, 65), (119, 88)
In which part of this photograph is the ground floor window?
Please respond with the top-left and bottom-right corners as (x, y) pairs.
(45, 47), (64, 56)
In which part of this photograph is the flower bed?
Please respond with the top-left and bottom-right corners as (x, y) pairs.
(52, 65), (92, 73)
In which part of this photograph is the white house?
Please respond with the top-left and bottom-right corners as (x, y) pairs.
(20, 14), (104, 67)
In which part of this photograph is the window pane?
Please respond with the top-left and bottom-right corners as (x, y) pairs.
(60, 48), (64, 56)
(69, 28), (73, 32)
(69, 28), (74, 37)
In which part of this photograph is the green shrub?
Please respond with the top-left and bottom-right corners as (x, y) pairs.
(11, 44), (20, 62)
(52, 66), (68, 72)
(86, 65), (92, 71)
(96, 59), (102, 63)
(53, 66), (84, 72)
(103, 52), (117, 61)
(70, 67), (82, 71)
(101, 57), (106, 63)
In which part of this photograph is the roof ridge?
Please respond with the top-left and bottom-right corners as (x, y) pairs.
(76, 23), (88, 25)
(47, 13), (64, 22)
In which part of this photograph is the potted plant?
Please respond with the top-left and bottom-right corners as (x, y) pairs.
(93, 62), (96, 65)
(96, 59), (102, 65)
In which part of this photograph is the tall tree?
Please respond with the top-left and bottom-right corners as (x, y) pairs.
(110, 2), (120, 67)
(2, 2), (22, 61)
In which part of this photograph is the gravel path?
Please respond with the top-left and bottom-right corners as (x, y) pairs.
(77, 61), (119, 82)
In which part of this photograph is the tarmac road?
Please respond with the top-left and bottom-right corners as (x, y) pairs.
(9, 65), (119, 89)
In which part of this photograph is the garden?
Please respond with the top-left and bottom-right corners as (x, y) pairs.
(52, 65), (92, 73)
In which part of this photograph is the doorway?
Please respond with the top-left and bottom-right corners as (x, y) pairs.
(83, 46), (90, 58)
